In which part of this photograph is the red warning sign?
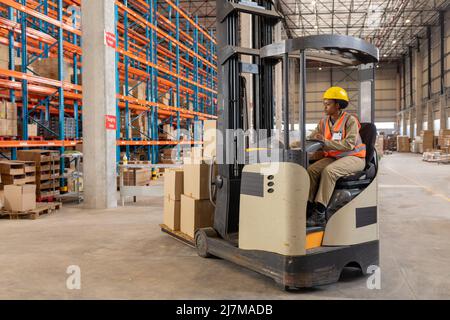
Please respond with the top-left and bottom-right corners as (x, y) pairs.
(105, 115), (117, 130)
(104, 31), (116, 49)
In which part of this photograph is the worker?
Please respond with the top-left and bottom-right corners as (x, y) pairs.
(306, 87), (366, 227)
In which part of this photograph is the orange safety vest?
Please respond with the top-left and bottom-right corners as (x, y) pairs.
(320, 112), (366, 159)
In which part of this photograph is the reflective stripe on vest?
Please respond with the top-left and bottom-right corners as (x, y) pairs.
(322, 112), (367, 159)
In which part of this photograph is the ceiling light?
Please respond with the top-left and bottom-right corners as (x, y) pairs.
(405, 19), (411, 23)
(319, 67), (322, 71)
(392, 40), (397, 44)
(314, 25), (318, 29)
(383, 54), (388, 57)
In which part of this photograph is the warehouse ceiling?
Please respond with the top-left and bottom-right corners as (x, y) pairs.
(179, 0), (450, 61)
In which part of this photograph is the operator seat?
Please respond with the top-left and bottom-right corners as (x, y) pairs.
(335, 123), (378, 189)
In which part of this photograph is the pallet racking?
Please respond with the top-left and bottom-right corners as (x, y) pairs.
(0, 0), (217, 165)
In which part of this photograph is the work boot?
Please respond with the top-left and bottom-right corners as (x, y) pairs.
(306, 208), (327, 228)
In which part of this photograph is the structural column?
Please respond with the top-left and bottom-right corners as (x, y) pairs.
(82, 0), (117, 209)
(427, 101), (434, 132)
(414, 50), (424, 134)
(440, 95), (447, 130)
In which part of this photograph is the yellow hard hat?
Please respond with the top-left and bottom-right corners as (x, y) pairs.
(323, 87), (349, 102)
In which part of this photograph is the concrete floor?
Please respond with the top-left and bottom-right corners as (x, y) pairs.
(0, 153), (449, 300)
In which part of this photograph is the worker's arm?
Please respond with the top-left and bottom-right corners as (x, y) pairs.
(308, 123), (322, 140)
(290, 123), (322, 148)
(323, 116), (359, 151)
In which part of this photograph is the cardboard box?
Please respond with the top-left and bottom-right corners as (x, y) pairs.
(397, 136), (410, 153)
(0, 44), (8, 69)
(120, 168), (152, 186)
(0, 118), (7, 136)
(1, 174), (27, 185)
(0, 161), (25, 175)
(5, 119), (17, 136)
(163, 197), (181, 231)
(183, 163), (212, 200)
(6, 102), (17, 120)
(0, 101), (6, 119)
(28, 124), (38, 137)
(16, 161), (36, 173)
(203, 120), (217, 160)
(17, 150), (60, 163)
(180, 194), (214, 238)
(31, 57), (73, 81)
(4, 184), (36, 212)
(164, 169), (184, 201)
(438, 129), (450, 148)
(420, 130), (434, 151)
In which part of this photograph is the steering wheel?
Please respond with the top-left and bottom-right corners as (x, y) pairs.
(305, 139), (325, 153)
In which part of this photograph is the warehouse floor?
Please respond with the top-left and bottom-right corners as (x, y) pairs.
(0, 153), (449, 300)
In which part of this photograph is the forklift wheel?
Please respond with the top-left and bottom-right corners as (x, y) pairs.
(195, 228), (217, 258)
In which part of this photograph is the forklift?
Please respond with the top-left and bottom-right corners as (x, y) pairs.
(196, 0), (380, 289)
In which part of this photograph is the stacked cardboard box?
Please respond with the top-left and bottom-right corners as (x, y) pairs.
(119, 111), (148, 140)
(131, 115), (149, 140)
(163, 169), (184, 231)
(438, 129), (450, 149)
(121, 168), (152, 186)
(0, 161), (36, 186)
(397, 136), (410, 153)
(0, 100), (18, 136)
(180, 161), (216, 238)
(420, 130), (434, 152)
(31, 57), (73, 82)
(3, 184), (37, 212)
(17, 150), (61, 199)
(386, 134), (398, 151)
(162, 124), (176, 141)
(203, 120), (217, 160)
(0, 44), (8, 69)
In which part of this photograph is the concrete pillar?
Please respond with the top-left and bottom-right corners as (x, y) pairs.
(409, 110), (415, 139)
(402, 113), (407, 136)
(414, 50), (423, 135)
(396, 68), (402, 132)
(440, 95), (447, 130)
(82, 0), (117, 209)
(427, 100), (434, 132)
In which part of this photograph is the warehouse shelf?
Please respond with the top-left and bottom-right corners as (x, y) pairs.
(0, 0), (217, 167)
(114, 0), (217, 163)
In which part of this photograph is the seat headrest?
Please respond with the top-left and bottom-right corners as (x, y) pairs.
(359, 123), (377, 165)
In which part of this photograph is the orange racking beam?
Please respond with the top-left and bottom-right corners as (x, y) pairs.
(117, 140), (203, 146)
(117, 46), (216, 95)
(0, 0), (81, 36)
(115, 2), (216, 72)
(0, 140), (81, 148)
(0, 69), (82, 92)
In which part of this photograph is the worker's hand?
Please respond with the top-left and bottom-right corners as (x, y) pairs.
(314, 133), (324, 141)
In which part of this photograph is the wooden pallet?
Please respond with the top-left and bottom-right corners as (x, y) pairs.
(160, 224), (195, 248)
(0, 202), (62, 220)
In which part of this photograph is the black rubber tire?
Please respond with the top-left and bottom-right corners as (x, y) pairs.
(195, 228), (216, 258)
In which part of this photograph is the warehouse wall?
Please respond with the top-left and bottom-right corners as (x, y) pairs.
(398, 9), (450, 138)
(285, 61), (398, 130)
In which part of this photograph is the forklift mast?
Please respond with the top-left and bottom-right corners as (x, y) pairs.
(214, 0), (281, 240)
